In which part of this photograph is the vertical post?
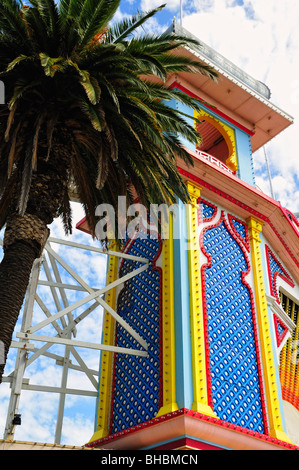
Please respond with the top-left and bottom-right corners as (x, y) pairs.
(186, 182), (217, 417)
(4, 258), (42, 441)
(89, 248), (119, 442)
(247, 216), (292, 443)
(54, 337), (71, 444)
(173, 201), (193, 409)
(180, 0), (183, 26)
(156, 213), (179, 416)
(263, 146), (275, 199)
(49, 251), (74, 445)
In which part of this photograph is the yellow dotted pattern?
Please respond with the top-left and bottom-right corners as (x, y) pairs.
(156, 214), (179, 416)
(90, 250), (119, 442)
(279, 293), (299, 411)
(186, 181), (217, 417)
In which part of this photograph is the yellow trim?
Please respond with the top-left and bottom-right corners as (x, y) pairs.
(186, 181), (217, 417)
(289, 302), (299, 394)
(247, 217), (293, 444)
(194, 109), (238, 172)
(279, 293), (289, 390)
(156, 213), (179, 416)
(88, 248), (119, 443)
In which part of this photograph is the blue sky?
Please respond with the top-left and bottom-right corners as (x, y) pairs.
(1, 0), (299, 446)
(114, 0), (299, 213)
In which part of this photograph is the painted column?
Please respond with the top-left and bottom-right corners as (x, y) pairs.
(173, 200), (193, 410)
(156, 213), (179, 416)
(247, 216), (293, 443)
(234, 129), (255, 187)
(89, 249), (119, 442)
(186, 181), (217, 417)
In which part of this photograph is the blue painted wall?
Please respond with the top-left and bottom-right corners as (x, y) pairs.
(169, 88), (256, 187)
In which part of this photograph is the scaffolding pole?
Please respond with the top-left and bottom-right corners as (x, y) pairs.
(1, 235), (150, 444)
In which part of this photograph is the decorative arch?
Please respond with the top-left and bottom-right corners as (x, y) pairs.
(194, 109), (238, 172)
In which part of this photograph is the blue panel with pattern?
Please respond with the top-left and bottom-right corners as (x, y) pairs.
(277, 322), (286, 339)
(266, 247), (293, 301)
(202, 219), (265, 433)
(231, 218), (247, 244)
(200, 200), (216, 221)
(111, 235), (162, 434)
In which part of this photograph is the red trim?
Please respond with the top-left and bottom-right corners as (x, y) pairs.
(281, 206), (299, 232)
(273, 315), (289, 348)
(169, 81), (255, 136)
(198, 197), (218, 224)
(265, 245), (295, 304)
(86, 408), (299, 450)
(109, 221), (163, 435)
(228, 214), (250, 252)
(178, 166), (299, 274)
(199, 210), (268, 433)
(75, 217), (89, 234)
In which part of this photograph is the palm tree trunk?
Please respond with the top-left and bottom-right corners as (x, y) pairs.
(0, 146), (70, 383)
(0, 239), (41, 383)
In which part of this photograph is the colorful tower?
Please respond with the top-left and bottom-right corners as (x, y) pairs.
(79, 21), (299, 450)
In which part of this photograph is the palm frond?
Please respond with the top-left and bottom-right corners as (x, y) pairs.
(78, 100), (103, 131)
(31, 0), (60, 38)
(0, 0), (30, 47)
(108, 4), (166, 44)
(0, 0), (217, 237)
(78, 0), (120, 48)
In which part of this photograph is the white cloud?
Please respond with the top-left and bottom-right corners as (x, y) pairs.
(179, 0), (299, 210)
(61, 414), (94, 446)
(141, 0), (181, 11)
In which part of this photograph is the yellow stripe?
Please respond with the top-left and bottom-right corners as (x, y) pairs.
(247, 217), (293, 443)
(88, 248), (119, 443)
(156, 213), (179, 416)
(285, 301), (296, 392)
(290, 305), (299, 403)
(279, 295), (289, 387)
(186, 181), (217, 417)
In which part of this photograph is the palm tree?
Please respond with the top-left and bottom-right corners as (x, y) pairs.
(0, 0), (217, 382)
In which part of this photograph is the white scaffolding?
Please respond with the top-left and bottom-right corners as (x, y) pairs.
(0, 235), (149, 444)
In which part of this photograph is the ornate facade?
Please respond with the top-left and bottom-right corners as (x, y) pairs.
(78, 22), (299, 450)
